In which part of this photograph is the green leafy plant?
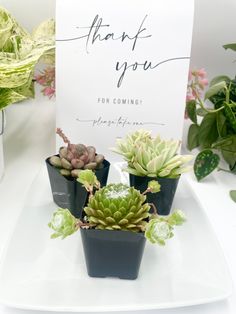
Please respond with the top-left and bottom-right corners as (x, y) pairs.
(186, 46), (236, 181)
(48, 170), (186, 245)
(111, 129), (192, 178)
(49, 128), (105, 177)
(0, 6), (55, 110)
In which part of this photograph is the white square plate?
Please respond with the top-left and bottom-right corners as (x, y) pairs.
(0, 164), (232, 312)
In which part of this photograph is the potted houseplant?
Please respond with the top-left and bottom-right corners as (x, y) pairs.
(46, 128), (110, 218)
(0, 6), (55, 110)
(186, 67), (236, 181)
(111, 130), (192, 215)
(0, 6), (55, 180)
(48, 170), (186, 279)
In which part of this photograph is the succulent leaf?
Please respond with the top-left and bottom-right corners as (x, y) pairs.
(49, 156), (62, 168)
(85, 183), (150, 231)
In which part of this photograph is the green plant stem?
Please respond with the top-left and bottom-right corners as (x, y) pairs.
(217, 167), (233, 174)
(142, 188), (151, 195)
(226, 84), (230, 103)
(148, 203), (158, 216)
(76, 220), (95, 229)
(195, 89), (225, 113)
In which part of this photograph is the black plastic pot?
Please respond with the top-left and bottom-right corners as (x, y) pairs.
(46, 157), (110, 218)
(129, 174), (180, 215)
(80, 229), (146, 279)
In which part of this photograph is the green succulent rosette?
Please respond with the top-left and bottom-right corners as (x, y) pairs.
(148, 180), (161, 193)
(0, 6), (55, 110)
(112, 129), (193, 178)
(48, 208), (78, 239)
(84, 183), (150, 231)
(77, 169), (100, 191)
(145, 219), (174, 245)
(145, 210), (186, 245)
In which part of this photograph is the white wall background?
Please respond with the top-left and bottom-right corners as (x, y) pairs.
(190, 0), (236, 80)
(0, 0), (236, 81)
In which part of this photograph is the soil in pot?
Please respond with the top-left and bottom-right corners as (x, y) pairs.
(129, 174), (180, 215)
(46, 158), (110, 218)
(80, 228), (146, 280)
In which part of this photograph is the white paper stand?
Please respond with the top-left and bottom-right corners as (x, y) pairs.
(56, 0), (194, 160)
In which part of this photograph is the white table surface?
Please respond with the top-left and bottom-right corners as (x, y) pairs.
(0, 94), (236, 314)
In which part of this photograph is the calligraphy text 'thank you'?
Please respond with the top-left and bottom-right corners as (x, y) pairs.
(57, 14), (151, 54)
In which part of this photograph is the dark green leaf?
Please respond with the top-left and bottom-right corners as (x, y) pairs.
(198, 113), (219, 148)
(229, 161), (236, 173)
(212, 135), (236, 151)
(205, 81), (227, 100)
(216, 111), (227, 137)
(187, 124), (199, 150)
(210, 75), (230, 87)
(194, 149), (220, 181)
(222, 150), (236, 171)
(212, 135), (236, 170)
(223, 43), (236, 51)
(186, 100), (197, 123)
(229, 190), (236, 202)
(224, 103), (236, 132)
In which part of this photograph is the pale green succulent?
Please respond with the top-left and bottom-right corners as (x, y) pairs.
(77, 169), (100, 192)
(148, 180), (161, 193)
(112, 129), (151, 162)
(167, 209), (187, 226)
(84, 183), (150, 231)
(112, 130), (193, 178)
(145, 210), (186, 245)
(48, 208), (78, 239)
(0, 6), (55, 110)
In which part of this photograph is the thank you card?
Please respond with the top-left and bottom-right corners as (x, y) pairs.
(56, 0), (194, 159)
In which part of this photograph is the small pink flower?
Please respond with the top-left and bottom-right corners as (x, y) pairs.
(186, 94), (195, 102)
(198, 78), (208, 90)
(35, 66), (56, 99)
(35, 75), (47, 85)
(196, 68), (207, 79)
(43, 86), (55, 99)
(192, 89), (198, 98)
